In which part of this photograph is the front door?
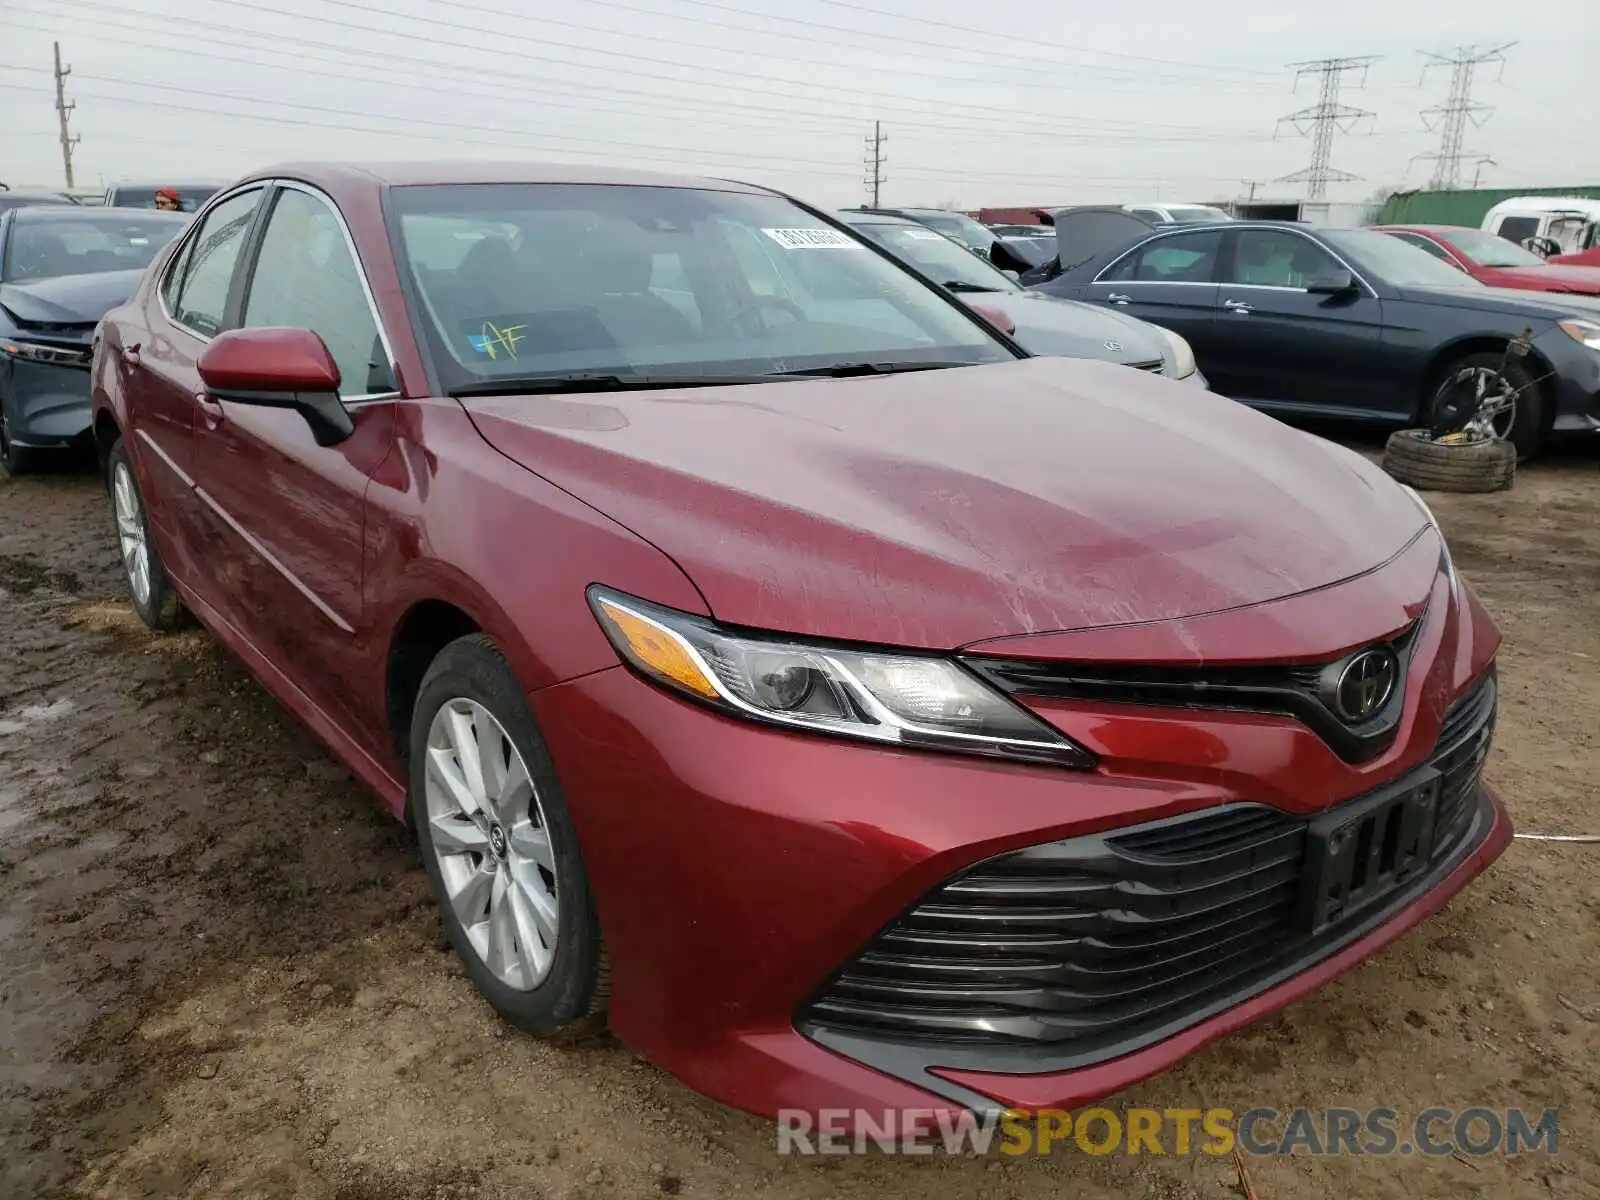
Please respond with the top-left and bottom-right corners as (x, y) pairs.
(128, 186), (267, 596)
(189, 184), (399, 754)
(1057, 227), (1225, 364)
(1206, 228), (1401, 420)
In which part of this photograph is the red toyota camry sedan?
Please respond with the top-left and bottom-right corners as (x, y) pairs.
(91, 163), (1510, 1122)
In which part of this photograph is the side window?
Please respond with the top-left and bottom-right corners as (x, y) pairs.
(1492, 216), (1540, 245)
(1101, 230), (1223, 283)
(1391, 233), (1457, 264)
(242, 188), (390, 398)
(1226, 230), (1342, 288)
(170, 189), (263, 338)
(160, 236), (195, 309)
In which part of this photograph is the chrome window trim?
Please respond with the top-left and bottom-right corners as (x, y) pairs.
(157, 178), (401, 403)
(1091, 225), (1377, 299)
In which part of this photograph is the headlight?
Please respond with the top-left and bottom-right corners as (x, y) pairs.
(1557, 318), (1600, 351)
(0, 338), (91, 367)
(588, 587), (1093, 768)
(1157, 327), (1196, 379)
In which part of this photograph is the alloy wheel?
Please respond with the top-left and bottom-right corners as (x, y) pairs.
(423, 698), (559, 991)
(112, 461), (151, 607)
(1447, 366), (1517, 442)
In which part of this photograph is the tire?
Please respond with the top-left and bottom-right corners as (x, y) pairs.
(0, 410), (39, 477)
(1381, 428), (1516, 494)
(408, 633), (609, 1038)
(106, 439), (188, 629)
(1426, 350), (1545, 461)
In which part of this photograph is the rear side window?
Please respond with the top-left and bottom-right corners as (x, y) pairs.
(167, 188), (263, 338)
(1101, 230), (1222, 283)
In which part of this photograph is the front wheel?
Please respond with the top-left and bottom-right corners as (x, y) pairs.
(408, 634), (608, 1037)
(1428, 351), (1544, 461)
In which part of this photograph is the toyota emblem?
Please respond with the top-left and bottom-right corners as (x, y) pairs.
(1103, 339), (1123, 352)
(1331, 649), (1398, 723)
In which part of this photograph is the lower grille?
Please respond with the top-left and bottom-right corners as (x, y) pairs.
(801, 672), (1496, 1054)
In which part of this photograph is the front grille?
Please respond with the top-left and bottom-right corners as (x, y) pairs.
(966, 619), (1422, 764)
(801, 672), (1496, 1056)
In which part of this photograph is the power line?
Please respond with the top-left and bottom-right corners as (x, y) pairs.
(863, 120), (886, 206)
(1274, 55), (1380, 200)
(1413, 43), (1514, 189)
(51, 39), (77, 186)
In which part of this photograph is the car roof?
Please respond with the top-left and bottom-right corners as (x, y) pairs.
(837, 211), (914, 227)
(233, 161), (771, 194)
(1371, 224), (1475, 234)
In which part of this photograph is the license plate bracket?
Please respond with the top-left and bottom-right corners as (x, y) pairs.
(1295, 768), (1442, 934)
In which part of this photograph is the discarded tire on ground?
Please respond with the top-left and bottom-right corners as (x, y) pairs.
(1381, 429), (1516, 494)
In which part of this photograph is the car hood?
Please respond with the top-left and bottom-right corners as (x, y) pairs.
(1480, 264), (1600, 293)
(0, 269), (145, 328)
(957, 291), (1168, 366)
(462, 357), (1426, 649)
(1393, 282), (1600, 320)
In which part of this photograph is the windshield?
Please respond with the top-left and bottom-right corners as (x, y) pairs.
(391, 184), (1013, 389)
(904, 210), (997, 251)
(1165, 206), (1232, 224)
(1441, 229), (1547, 268)
(2, 212), (188, 281)
(1325, 229), (1484, 290)
(849, 222), (1018, 293)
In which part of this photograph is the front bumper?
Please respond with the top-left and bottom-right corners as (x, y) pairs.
(530, 557), (1507, 1120)
(0, 356), (95, 448)
(1534, 326), (1600, 434)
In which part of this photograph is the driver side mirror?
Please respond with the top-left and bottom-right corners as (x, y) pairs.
(197, 327), (355, 447)
(1306, 270), (1356, 296)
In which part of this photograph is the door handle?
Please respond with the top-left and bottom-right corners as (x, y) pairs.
(1223, 299), (1254, 314)
(1106, 292), (1132, 304)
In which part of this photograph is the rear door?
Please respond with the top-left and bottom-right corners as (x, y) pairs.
(1069, 228), (1224, 357)
(188, 183), (400, 751)
(1205, 228), (1403, 419)
(128, 186), (267, 590)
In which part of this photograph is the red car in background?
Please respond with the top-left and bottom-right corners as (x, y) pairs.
(1374, 224), (1600, 295)
(1552, 246), (1600, 268)
(90, 162), (1509, 1123)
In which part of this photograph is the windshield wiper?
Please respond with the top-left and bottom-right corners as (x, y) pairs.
(942, 280), (1001, 293)
(772, 360), (980, 378)
(448, 371), (781, 397)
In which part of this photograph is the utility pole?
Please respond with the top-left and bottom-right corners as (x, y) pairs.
(862, 120), (886, 208)
(53, 41), (79, 188)
(1274, 56), (1380, 200)
(1413, 44), (1514, 190)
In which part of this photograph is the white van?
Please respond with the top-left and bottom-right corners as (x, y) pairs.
(1480, 196), (1600, 257)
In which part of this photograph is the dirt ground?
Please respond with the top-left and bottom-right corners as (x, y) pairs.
(0, 443), (1596, 1200)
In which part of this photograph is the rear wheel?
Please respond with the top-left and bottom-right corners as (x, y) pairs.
(107, 439), (187, 629)
(408, 634), (608, 1038)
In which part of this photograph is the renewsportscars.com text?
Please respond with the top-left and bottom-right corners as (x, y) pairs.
(776, 1106), (1560, 1158)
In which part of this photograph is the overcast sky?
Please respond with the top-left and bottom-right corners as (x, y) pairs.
(1, 0), (1595, 209)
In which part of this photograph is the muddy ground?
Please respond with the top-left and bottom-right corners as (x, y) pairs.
(0, 444), (1596, 1200)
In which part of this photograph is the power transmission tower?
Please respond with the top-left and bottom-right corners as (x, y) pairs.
(53, 41), (79, 188)
(863, 120), (886, 207)
(1274, 56), (1380, 200)
(1412, 44), (1514, 190)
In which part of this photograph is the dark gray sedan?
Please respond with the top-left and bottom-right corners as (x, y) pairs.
(0, 206), (188, 473)
(840, 211), (1205, 385)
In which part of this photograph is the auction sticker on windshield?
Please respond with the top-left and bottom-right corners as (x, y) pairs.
(762, 227), (861, 250)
